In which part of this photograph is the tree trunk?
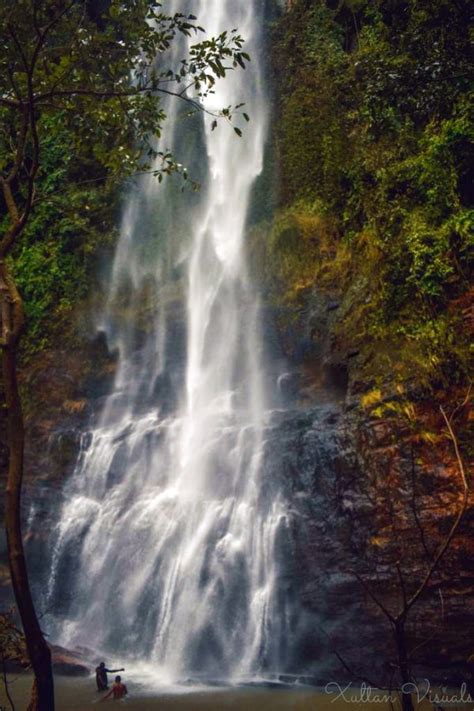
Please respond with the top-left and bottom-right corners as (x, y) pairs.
(394, 620), (414, 711)
(27, 679), (38, 711)
(3, 344), (55, 711)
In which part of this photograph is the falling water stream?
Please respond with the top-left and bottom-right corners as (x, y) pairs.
(47, 0), (291, 686)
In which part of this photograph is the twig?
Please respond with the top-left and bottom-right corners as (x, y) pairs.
(395, 563), (407, 610)
(353, 572), (395, 624)
(403, 403), (470, 616)
(408, 588), (445, 659)
(448, 384), (472, 423)
(316, 623), (387, 689)
(1, 655), (16, 711)
(36, 85), (223, 118)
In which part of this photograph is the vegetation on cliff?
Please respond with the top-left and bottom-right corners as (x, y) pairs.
(9, 117), (118, 357)
(262, 6), (473, 691)
(263, 0), (472, 395)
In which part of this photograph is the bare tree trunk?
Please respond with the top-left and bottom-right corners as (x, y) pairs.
(3, 341), (54, 711)
(394, 620), (414, 711)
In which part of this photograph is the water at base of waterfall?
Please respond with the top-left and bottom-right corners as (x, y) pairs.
(5, 674), (375, 711)
(44, 0), (294, 684)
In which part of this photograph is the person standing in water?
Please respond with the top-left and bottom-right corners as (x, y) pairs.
(101, 675), (128, 701)
(95, 662), (125, 691)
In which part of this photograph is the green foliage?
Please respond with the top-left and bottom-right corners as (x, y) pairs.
(254, 202), (343, 302)
(0, 1), (251, 179)
(267, 0), (472, 391)
(4, 114), (118, 355)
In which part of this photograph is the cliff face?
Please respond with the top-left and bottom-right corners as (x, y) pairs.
(6, 285), (471, 683)
(250, 0), (473, 679)
(250, 209), (473, 684)
(254, 283), (474, 682)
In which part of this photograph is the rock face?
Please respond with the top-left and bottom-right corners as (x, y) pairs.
(0, 328), (117, 609)
(258, 283), (474, 684)
(262, 398), (474, 683)
(22, 330), (117, 486)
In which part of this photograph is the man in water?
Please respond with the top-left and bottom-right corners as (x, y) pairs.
(101, 675), (128, 701)
(95, 662), (125, 691)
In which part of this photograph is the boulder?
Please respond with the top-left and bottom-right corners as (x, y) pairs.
(50, 644), (91, 677)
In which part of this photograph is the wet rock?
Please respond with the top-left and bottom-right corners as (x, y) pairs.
(277, 371), (302, 399)
(50, 645), (91, 677)
(52, 660), (90, 676)
(260, 395), (474, 683)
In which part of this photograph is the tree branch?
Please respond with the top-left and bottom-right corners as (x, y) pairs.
(0, 179), (20, 224)
(5, 107), (30, 185)
(402, 402), (470, 616)
(409, 442), (432, 561)
(353, 572), (396, 624)
(6, 61), (24, 104)
(395, 562), (407, 610)
(0, 97), (21, 109)
(7, 25), (30, 74)
(35, 85), (223, 118)
(316, 623), (387, 690)
(407, 589), (444, 660)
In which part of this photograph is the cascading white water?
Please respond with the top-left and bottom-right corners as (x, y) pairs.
(48, 0), (289, 683)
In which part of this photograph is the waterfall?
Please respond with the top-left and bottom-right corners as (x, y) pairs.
(47, 0), (289, 683)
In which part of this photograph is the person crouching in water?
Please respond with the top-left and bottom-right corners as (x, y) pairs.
(96, 662), (125, 691)
(101, 675), (128, 701)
